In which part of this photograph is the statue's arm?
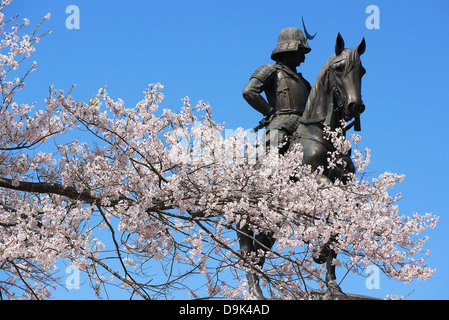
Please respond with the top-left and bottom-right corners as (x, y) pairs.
(242, 78), (273, 116)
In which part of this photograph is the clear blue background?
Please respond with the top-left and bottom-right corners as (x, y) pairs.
(4, 0), (449, 300)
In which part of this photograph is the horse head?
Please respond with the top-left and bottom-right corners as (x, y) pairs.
(329, 33), (366, 126)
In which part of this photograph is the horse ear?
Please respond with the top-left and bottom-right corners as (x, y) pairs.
(356, 37), (366, 56)
(335, 32), (345, 56)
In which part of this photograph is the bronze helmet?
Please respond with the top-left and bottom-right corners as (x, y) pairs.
(271, 27), (311, 61)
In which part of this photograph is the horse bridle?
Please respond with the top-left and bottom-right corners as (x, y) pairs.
(296, 65), (361, 150)
(328, 70), (362, 132)
(299, 65), (347, 127)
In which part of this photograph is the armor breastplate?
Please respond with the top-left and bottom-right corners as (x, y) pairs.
(265, 65), (309, 115)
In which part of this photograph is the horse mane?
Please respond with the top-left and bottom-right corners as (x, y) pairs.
(302, 53), (335, 120)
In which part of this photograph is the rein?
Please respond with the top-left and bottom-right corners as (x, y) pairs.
(295, 69), (359, 151)
(299, 83), (345, 127)
(299, 79), (360, 132)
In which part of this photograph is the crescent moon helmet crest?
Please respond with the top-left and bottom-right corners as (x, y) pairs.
(302, 16), (317, 40)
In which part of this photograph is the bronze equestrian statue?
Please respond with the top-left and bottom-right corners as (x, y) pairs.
(241, 28), (366, 299)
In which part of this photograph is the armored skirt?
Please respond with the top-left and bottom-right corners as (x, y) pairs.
(263, 113), (302, 154)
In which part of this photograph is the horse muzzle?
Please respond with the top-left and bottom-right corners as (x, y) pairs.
(346, 101), (365, 120)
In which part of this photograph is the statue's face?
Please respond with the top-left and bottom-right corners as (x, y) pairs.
(293, 50), (306, 66)
(281, 50), (305, 67)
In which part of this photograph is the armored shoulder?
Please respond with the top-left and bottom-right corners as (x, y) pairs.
(250, 64), (278, 83)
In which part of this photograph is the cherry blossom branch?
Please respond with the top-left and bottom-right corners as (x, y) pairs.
(0, 177), (102, 204)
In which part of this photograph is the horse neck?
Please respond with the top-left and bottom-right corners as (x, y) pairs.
(302, 55), (335, 122)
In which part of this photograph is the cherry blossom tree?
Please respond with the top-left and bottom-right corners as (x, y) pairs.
(0, 2), (438, 300)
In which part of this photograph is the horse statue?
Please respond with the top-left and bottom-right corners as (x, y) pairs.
(239, 33), (366, 299)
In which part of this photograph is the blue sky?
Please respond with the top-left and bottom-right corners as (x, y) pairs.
(4, 0), (449, 300)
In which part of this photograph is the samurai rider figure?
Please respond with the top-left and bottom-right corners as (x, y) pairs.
(243, 27), (312, 155)
(239, 27), (312, 298)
